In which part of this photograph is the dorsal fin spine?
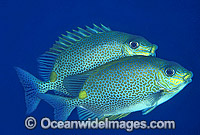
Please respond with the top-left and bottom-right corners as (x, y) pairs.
(55, 41), (71, 47)
(62, 34), (78, 42)
(64, 32), (79, 41)
(101, 24), (111, 31)
(39, 59), (54, 63)
(59, 37), (74, 45)
(39, 57), (55, 61)
(53, 44), (66, 50)
(67, 36), (79, 42)
(93, 24), (105, 32)
(58, 37), (70, 44)
(45, 51), (59, 56)
(46, 51), (59, 55)
(49, 47), (62, 52)
(66, 31), (82, 40)
(77, 27), (92, 36)
(77, 31), (89, 37)
(50, 48), (62, 53)
(86, 25), (98, 33)
(72, 29), (86, 38)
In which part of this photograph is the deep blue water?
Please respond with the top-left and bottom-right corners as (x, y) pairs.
(1, 0), (200, 134)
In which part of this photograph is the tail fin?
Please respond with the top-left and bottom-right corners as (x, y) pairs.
(15, 67), (44, 114)
(38, 93), (75, 121)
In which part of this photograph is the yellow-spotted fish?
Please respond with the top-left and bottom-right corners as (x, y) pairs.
(39, 56), (193, 121)
(15, 24), (158, 114)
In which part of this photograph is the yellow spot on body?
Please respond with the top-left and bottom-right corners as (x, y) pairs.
(79, 90), (87, 99)
(50, 71), (57, 82)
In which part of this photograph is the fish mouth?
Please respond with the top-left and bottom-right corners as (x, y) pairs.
(184, 71), (193, 82)
(149, 44), (158, 56)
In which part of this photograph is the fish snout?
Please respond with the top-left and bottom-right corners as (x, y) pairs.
(150, 44), (158, 56)
(184, 71), (193, 82)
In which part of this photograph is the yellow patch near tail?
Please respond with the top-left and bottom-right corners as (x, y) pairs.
(50, 71), (57, 82)
(79, 91), (87, 99)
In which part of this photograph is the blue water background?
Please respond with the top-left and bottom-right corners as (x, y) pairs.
(1, 0), (200, 134)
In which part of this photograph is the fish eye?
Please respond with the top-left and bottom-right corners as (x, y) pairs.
(129, 41), (139, 49)
(165, 68), (175, 77)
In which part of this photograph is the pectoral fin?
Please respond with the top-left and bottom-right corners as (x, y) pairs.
(144, 90), (164, 106)
(63, 74), (90, 98)
(142, 90), (164, 115)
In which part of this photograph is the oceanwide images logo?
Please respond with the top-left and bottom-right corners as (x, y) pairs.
(25, 116), (175, 131)
(25, 116), (37, 130)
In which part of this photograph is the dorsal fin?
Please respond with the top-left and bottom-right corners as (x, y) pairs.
(38, 24), (111, 81)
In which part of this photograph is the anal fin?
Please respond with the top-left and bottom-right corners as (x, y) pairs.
(101, 113), (131, 120)
(77, 106), (103, 120)
(142, 105), (157, 115)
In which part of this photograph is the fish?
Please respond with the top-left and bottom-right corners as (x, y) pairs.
(38, 56), (193, 121)
(15, 24), (158, 114)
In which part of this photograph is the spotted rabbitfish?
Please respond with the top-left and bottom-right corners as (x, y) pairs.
(15, 24), (158, 114)
(38, 56), (193, 121)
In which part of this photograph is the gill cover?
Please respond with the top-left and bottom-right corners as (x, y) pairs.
(156, 65), (186, 90)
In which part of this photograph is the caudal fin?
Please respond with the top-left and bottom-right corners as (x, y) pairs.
(15, 67), (43, 114)
(38, 93), (75, 121)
